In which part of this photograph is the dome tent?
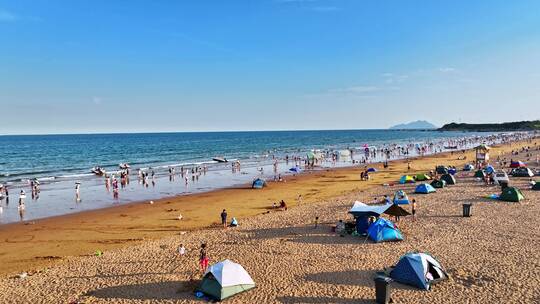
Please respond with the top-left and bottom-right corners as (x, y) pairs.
(474, 170), (486, 178)
(393, 190), (410, 205)
(463, 164), (474, 171)
(415, 183), (436, 194)
(390, 252), (448, 290)
(415, 173), (431, 181)
(499, 187), (524, 202)
(399, 175), (415, 184)
(441, 174), (456, 185)
(197, 260), (256, 301)
(367, 218), (403, 243)
(510, 161), (526, 168)
(532, 182), (540, 191)
(430, 179), (446, 189)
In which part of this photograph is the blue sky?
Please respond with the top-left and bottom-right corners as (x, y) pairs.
(1, 0), (539, 134)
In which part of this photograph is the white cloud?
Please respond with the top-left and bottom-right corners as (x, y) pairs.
(0, 9), (17, 22)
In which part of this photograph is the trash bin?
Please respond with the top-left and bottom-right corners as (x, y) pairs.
(463, 203), (472, 217)
(374, 275), (392, 304)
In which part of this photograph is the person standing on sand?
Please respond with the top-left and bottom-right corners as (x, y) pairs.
(199, 243), (209, 274)
(221, 209), (227, 228)
(411, 199), (417, 221)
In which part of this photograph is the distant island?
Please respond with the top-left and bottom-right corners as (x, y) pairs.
(389, 120), (437, 130)
(439, 120), (540, 132)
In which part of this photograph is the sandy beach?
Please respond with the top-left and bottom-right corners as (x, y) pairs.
(0, 139), (539, 303)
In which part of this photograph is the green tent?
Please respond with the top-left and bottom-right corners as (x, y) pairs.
(441, 174), (456, 185)
(198, 260), (255, 301)
(415, 173), (431, 181)
(499, 187), (525, 202)
(474, 170), (486, 178)
(431, 179), (446, 188)
(531, 182), (540, 191)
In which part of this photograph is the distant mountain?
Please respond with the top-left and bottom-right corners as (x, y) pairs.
(439, 120), (540, 132)
(389, 120), (437, 130)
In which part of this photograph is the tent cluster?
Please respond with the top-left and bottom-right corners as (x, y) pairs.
(348, 202), (409, 242)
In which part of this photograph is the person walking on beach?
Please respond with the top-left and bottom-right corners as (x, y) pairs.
(221, 209), (227, 228)
(411, 199), (417, 221)
(199, 243), (209, 274)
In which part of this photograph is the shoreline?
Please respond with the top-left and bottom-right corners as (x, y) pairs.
(0, 138), (537, 277)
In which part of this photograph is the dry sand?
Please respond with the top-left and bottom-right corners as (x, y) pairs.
(0, 140), (539, 303)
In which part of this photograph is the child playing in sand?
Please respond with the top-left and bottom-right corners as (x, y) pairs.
(199, 243), (209, 274)
(178, 244), (186, 255)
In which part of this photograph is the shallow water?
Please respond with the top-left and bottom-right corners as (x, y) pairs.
(0, 130), (502, 223)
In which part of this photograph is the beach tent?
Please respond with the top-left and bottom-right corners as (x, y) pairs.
(367, 218), (403, 243)
(415, 173), (431, 181)
(485, 165), (495, 174)
(198, 260), (256, 301)
(430, 179), (446, 189)
(252, 178), (267, 189)
(510, 161), (526, 168)
(532, 182), (540, 191)
(393, 190), (410, 205)
(399, 175), (415, 184)
(441, 174), (456, 185)
(474, 170), (486, 178)
(367, 167), (378, 172)
(349, 201), (389, 234)
(390, 253), (448, 290)
(448, 168), (457, 175)
(463, 164), (475, 171)
(415, 183), (436, 194)
(511, 168), (535, 177)
(499, 187), (524, 202)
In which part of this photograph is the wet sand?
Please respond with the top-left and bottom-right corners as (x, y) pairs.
(0, 139), (539, 303)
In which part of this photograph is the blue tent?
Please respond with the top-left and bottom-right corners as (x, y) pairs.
(485, 165), (495, 174)
(367, 167), (377, 172)
(448, 168), (457, 175)
(393, 190), (410, 205)
(367, 218), (403, 243)
(252, 178), (266, 189)
(355, 216), (370, 235)
(415, 183), (436, 194)
(390, 253), (448, 290)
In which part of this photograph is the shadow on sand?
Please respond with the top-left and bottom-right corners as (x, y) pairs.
(85, 280), (196, 301)
(305, 270), (375, 287)
(243, 226), (372, 245)
(278, 296), (372, 303)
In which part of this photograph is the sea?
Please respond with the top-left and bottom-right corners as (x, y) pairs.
(0, 130), (499, 224)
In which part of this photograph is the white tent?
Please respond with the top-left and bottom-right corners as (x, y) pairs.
(206, 259), (255, 287)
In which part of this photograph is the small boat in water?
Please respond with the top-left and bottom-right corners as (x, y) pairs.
(213, 157), (228, 163)
(91, 167), (106, 176)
